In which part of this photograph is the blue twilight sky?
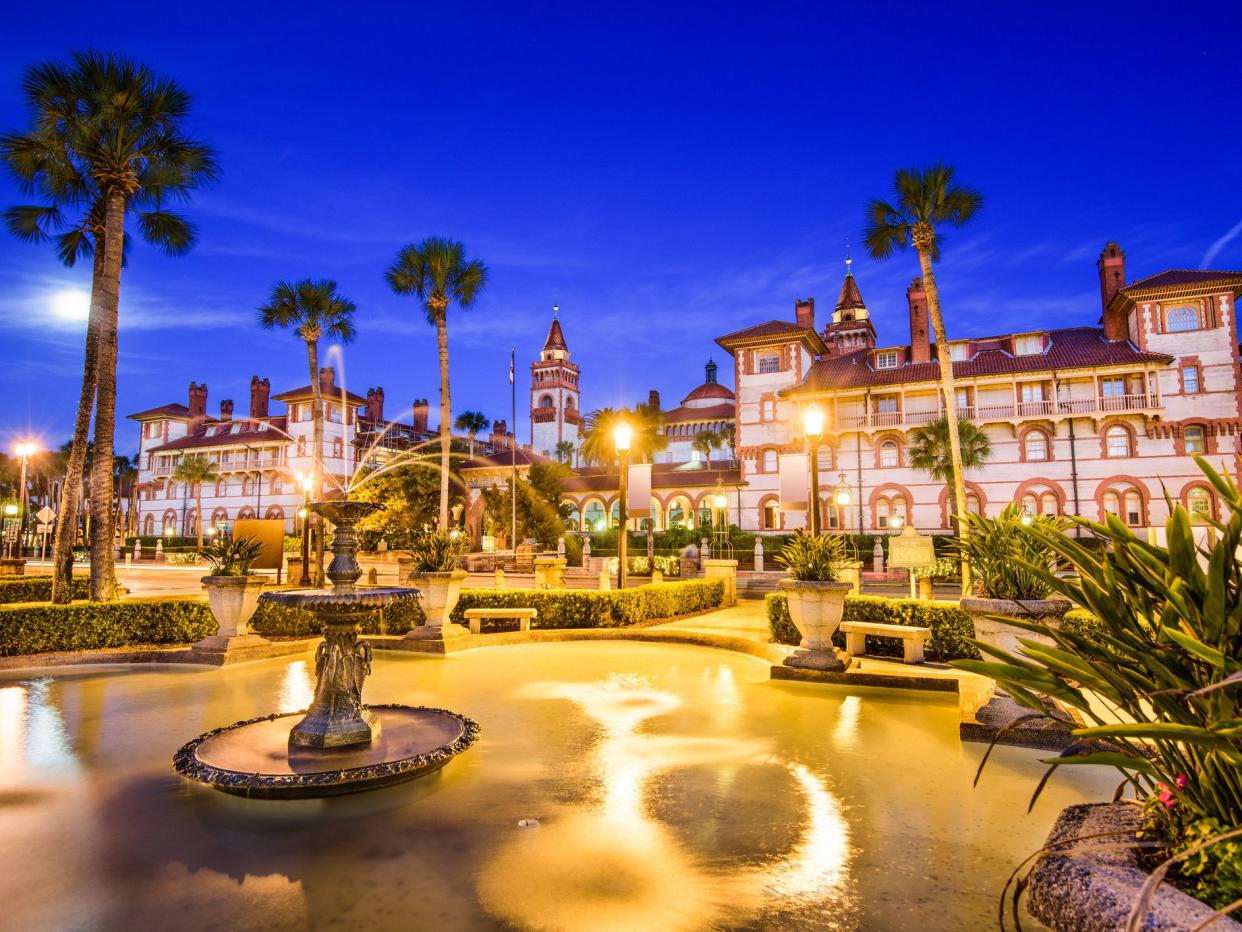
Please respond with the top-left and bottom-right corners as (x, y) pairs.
(2, 1), (1240, 453)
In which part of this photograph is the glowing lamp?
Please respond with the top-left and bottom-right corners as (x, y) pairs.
(297, 508), (308, 520)
(14, 441), (37, 458)
(891, 514), (905, 530)
(1020, 509), (1034, 526)
(834, 473), (851, 506)
(2, 504), (16, 516)
(802, 404), (825, 441)
(164, 526), (176, 537)
(613, 421), (632, 454)
(712, 492), (727, 510)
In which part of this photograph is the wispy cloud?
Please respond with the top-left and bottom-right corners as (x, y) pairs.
(1201, 219), (1242, 268)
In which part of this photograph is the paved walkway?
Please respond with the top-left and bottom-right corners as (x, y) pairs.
(656, 599), (777, 645)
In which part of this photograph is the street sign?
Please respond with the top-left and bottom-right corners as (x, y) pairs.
(37, 523), (52, 535)
(36, 505), (55, 524)
(888, 525), (936, 569)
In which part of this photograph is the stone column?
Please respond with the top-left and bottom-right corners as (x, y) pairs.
(840, 560), (862, 595)
(495, 567), (505, 590)
(753, 538), (764, 573)
(872, 538), (885, 573)
(533, 556), (567, 590)
(703, 558), (739, 606)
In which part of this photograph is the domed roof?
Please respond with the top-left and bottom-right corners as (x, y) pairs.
(682, 381), (734, 404)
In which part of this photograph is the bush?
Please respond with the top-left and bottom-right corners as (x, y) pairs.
(765, 591), (1099, 662)
(0, 576), (90, 604)
(450, 579), (725, 631)
(250, 593), (424, 638)
(0, 598), (214, 656)
(127, 535), (197, 549)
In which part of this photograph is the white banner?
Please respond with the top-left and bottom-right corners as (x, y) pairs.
(778, 452), (808, 512)
(627, 463), (652, 517)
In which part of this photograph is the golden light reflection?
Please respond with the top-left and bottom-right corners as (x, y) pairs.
(276, 661), (315, 713)
(832, 694), (862, 749)
(0, 685), (27, 785)
(0, 681), (79, 784)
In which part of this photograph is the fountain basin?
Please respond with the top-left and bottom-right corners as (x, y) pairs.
(259, 586), (420, 616)
(173, 704), (479, 799)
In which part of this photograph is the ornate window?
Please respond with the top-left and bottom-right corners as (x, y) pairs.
(758, 352), (780, 374)
(1184, 426), (1206, 454)
(1182, 366), (1201, 393)
(1021, 491), (1060, 517)
(1187, 487), (1212, 523)
(879, 440), (899, 468)
(1104, 426), (1131, 458)
(1103, 487), (1144, 526)
(1024, 430), (1049, 462)
(583, 501), (605, 530)
(875, 494), (907, 529)
(540, 394), (554, 408)
(761, 449), (778, 473)
(1166, 306), (1199, 333)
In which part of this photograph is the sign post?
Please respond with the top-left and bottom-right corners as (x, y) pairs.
(887, 524), (937, 599)
(36, 506), (55, 564)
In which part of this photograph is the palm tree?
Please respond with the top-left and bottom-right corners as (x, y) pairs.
(171, 455), (218, 550)
(1, 51), (217, 600)
(258, 279), (357, 580)
(718, 423), (738, 464)
(554, 439), (576, 466)
(692, 429), (720, 466)
(580, 406), (668, 466)
(863, 163), (983, 590)
(908, 417), (991, 523)
(454, 410), (489, 458)
(385, 238), (487, 531)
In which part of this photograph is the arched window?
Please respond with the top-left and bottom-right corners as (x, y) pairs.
(667, 497), (692, 530)
(161, 511), (178, 534)
(876, 494), (908, 529)
(143, 513), (155, 535)
(211, 507), (229, 528)
(879, 440), (899, 468)
(332, 438), (343, 458)
(1024, 430), (1049, 462)
(761, 449), (777, 473)
(240, 476), (252, 496)
(1187, 487), (1212, 524)
(1103, 486), (1144, 526)
(610, 501), (622, 528)
(237, 506), (256, 521)
(762, 500), (779, 530)
(1166, 306), (1199, 333)
(584, 501), (605, 530)
(540, 394), (554, 408)
(264, 505), (285, 521)
(1184, 426), (1206, 454)
(965, 492), (981, 516)
(186, 510), (198, 534)
(215, 479), (227, 497)
(1104, 426), (1131, 458)
(563, 503), (580, 529)
(296, 436), (306, 456)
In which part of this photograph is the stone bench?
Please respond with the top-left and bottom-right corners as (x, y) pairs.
(840, 621), (932, 664)
(463, 607), (538, 636)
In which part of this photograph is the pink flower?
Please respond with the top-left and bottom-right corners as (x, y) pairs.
(1174, 774), (1188, 791)
(1158, 784), (1176, 808)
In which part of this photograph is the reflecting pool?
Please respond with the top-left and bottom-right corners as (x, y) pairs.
(0, 643), (1114, 930)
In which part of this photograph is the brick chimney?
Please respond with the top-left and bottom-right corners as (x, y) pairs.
(491, 419), (509, 450)
(249, 376), (270, 419)
(219, 399), (233, 421)
(907, 277), (931, 363)
(188, 382), (208, 421)
(795, 297), (815, 330)
(365, 387), (384, 423)
(412, 399), (429, 434)
(647, 389), (661, 411)
(1098, 242), (1128, 341)
(318, 367), (336, 393)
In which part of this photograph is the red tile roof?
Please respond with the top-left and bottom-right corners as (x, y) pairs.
(717, 319), (808, 342)
(562, 463), (741, 494)
(543, 317), (568, 352)
(127, 402), (195, 421)
(836, 273), (866, 311)
(271, 384), (369, 405)
(1121, 270), (1242, 293)
(788, 327), (1172, 394)
(460, 448), (552, 470)
(663, 402), (735, 423)
(149, 420), (290, 452)
(681, 382), (734, 404)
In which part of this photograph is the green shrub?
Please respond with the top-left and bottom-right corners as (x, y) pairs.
(774, 532), (851, 581)
(0, 576), (90, 604)
(405, 531), (468, 573)
(450, 579), (725, 631)
(952, 504), (1069, 599)
(250, 593), (424, 637)
(765, 591), (1102, 662)
(0, 598), (214, 656)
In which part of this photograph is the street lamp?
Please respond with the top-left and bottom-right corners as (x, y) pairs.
(833, 472), (851, 531)
(613, 421), (632, 590)
(710, 477), (731, 559)
(297, 472), (314, 586)
(802, 405), (824, 535)
(13, 441), (36, 557)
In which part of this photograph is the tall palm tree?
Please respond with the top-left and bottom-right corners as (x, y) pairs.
(258, 279), (357, 580)
(580, 406), (668, 466)
(863, 163), (982, 590)
(2, 51), (216, 600)
(718, 422), (737, 464)
(453, 410), (489, 458)
(385, 238), (487, 531)
(171, 455), (218, 550)
(554, 439), (576, 466)
(908, 417), (991, 521)
(692, 429), (720, 465)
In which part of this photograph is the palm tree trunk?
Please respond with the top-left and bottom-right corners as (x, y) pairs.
(50, 248), (103, 603)
(88, 189), (127, 601)
(916, 246), (972, 595)
(435, 310), (451, 532)
(307, 340), (325, 585)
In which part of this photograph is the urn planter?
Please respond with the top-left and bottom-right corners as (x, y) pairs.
(778, 578), (853, 672)
(405, 570), (469, 639)
(960, 596), (1072, 657)
(195, 575), (269, 652)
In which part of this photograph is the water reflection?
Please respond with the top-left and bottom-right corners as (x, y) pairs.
(0, 680), (79, 785)
(478, 672), (851, 929)
(276, 661), (315, 713)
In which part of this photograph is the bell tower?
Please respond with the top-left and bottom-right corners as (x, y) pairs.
(530, 302), (581, 459)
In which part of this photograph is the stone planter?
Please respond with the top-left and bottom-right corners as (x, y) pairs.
(961, 596), (1072, 657)
(194, 575), (269, 652)
(778, 578), (853, 672)
(405, 569), (469, 640)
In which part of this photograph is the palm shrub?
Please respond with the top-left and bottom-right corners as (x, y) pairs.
(774, 532), (850, 581)
(952, 504), (1068, 600)
(203, 536), (264, 576)
(952, 458), (1242, 907)
(406, 530), (468, 573)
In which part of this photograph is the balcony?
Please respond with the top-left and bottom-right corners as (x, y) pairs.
(828, 394), (1159, 432)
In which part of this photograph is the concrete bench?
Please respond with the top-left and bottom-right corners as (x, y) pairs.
(463, 607), (538, 635)
(840, 621), (932, 664)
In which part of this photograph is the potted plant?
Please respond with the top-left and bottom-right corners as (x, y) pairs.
(954, 504), (1072, 655)
(404, 530), (469, 639)
(775, 532), (853, 671)
(196, 536), (268, 649)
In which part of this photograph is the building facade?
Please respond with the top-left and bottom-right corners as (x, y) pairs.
(530, 306), (581, 460)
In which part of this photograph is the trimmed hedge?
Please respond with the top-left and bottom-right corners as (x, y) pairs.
(765, 591), (1100, 662)
(449, 579), (726, 631)
(0, 576), (91, 604)
(249, 594), (424, 638)
(0, 598), (214, 657)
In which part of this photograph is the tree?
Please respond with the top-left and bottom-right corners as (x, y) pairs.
(352, 457), (466, 549)
(718, 423), (737, 464)
(864, 163), (983, 591)
(481, 463), (572, 548)
(580, 406), (668, 466)
(692, 429), (720, 465)
(453, 410), (489, 458)
(907, 417), (991, 522)
(258, 279), (357, 581)
(1, 51), (217, 600)
(554, 439), (576, 466)
(385, 238), (487, 532)
(171, 455), (218, 549)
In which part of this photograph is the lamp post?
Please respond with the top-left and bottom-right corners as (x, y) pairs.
(14, 441), (36, 557)
(2, 503), (16, 558)
(833, 472), (851, 533)
(614, 421), (632, 590)
(802, 405), (824, 535)
(297, 472), (314, 586)
(710, 477), (731, 559)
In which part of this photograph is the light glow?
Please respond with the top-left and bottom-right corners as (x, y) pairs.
(802, 404), (824, 440)
(613, 421), (632, 453)
(49, 288), (90, 323)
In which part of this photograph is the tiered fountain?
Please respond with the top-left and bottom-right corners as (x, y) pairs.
(173, 501), (479, 798)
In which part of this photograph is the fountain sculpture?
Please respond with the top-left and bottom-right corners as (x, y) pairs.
(173, 500), (479, 798)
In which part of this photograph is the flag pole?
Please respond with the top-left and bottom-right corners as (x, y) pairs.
(510, 347), (517, 553)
